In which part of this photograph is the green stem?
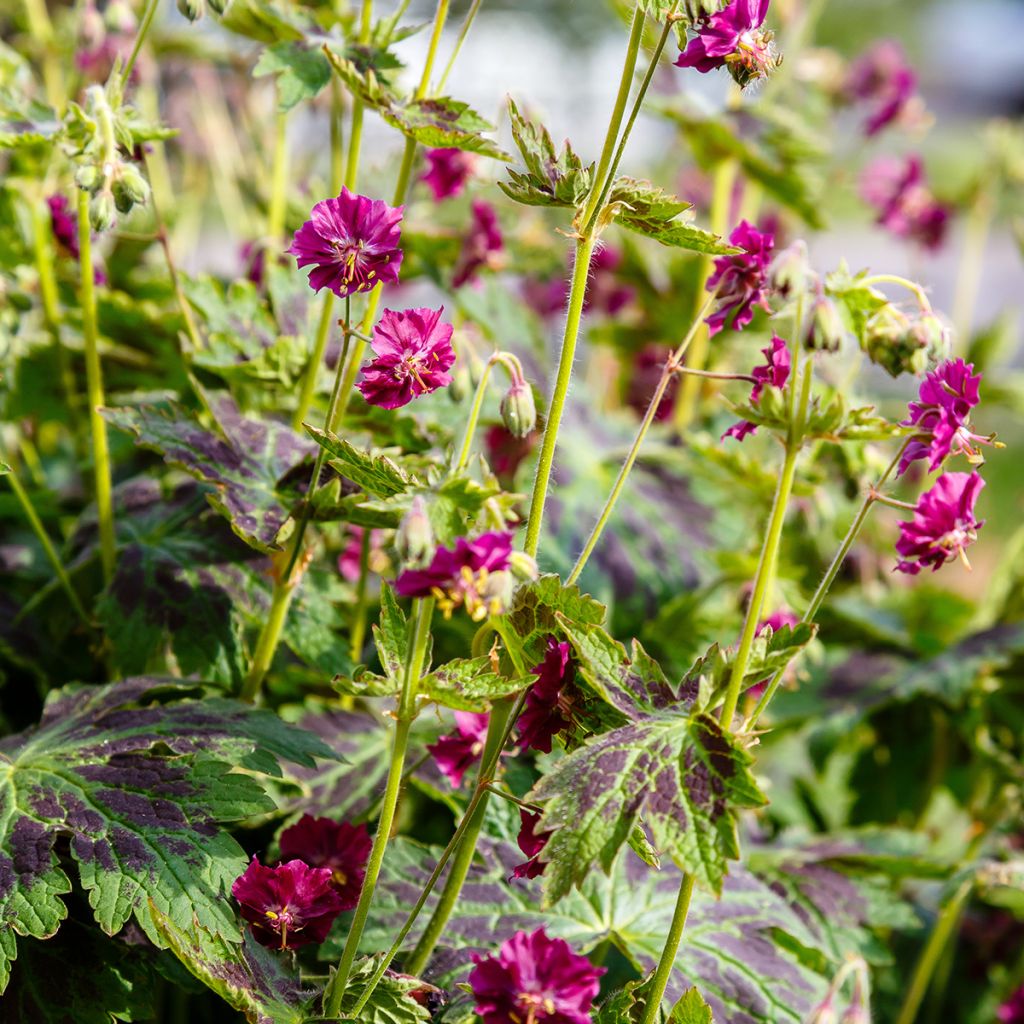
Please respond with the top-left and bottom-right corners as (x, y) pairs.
(436, 0), (483, 93)
(121, 0), (160, 90)
(5, 469), (91, 627)
(77, 190), (116, 586)
(952, 190), (993, 347)
(416, 0), (451, 99)
(22, 0), (63, 109)
(639, 874), (695, 1024)
(329, 79), (345, 194)
(267, 105), (289, 242)
(859, 274), (933, 313)
(349, 528), (373, 661)
(894, 879), (973, 1024)
(292, 295), (335, 431)
(344, 101), (365, 194)
(324, 598), (434, 1015)
(524, 234), (595, 558)
(452, 358), (496, 472)
(239, 568), (296, 702)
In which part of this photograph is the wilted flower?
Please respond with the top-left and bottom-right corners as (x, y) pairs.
(723, 334), (790, 442)
(846, 40), (921, 137)
(231, 857), (343, 949)
(675, 0), (778, 87)
(706, 220), (775, 336)
(511, 809), (549, 880)
(453, 200), (503, 287)
(278, 815), (371, 910)
(288, 187), (404, 298)
(861, 157), (949, 251)
(894, 471), (985, 575)
(899, 358), (992, 475)
(998, 984), (1024, 1023)
(469, 928), (604, 1024)
(356, 306), (456, 409)
(395, 531), (515, 620)
(421, 147), (476, 201)
(518, 637), (577, 754)
(428, 710), (490, 787)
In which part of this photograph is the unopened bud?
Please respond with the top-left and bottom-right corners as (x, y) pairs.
(862, 304), (924, 378)
(508, 550), (539, 583)
(207, 0), (229, 13)
(770, 241), (811, 299)
(910, 312), (951, 366)
(447, 364), (470, 404)
(74, 164), (100, 191)
(395, 497), (434, 568)
(118, 163), (150, 205)
(808, 999), (837, 1024)
(176, 0), (205, 21)
(805, 296), (846, 352)
(88, 189), (116, 232)
(840, 1005), (870, 1024)
(500, 380), (536, 438)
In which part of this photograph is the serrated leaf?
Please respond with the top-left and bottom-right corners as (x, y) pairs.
(0, 87), (60, 149)
(381, 96), (510, 160)
(306, 425), (411, 498)
(253, 41), (331, 111)
(504, 574), (607, 666)
(617, 212), (735, 254)
(419, 657), (525, 711)
(216, 0), (309, 43)
(374, 582), (409, 683)
(669, 988), (714, 1024)
(608, 176), (692, 222)
(338, 956), (432, 1023)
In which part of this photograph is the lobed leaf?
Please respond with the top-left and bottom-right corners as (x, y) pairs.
(306, 425), (411, 498)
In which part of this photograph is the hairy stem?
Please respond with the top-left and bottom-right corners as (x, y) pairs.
(859, 274), (933, 313)
(639, 874), (695, 1024)
(437, 0), (483, 93)
(452, 357), (496, 472)
(292, 296), (335, 430)
(267, 106), (289, 242)
(239, 568), (296, 703)
(121, 0), (160, 89)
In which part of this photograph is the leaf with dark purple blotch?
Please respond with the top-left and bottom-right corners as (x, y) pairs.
(0, 678), (334, 992)
(337, 955), (432, 1023)
(418, 657), (525, 712)
(504, 574), (606, 668)
(305, 425), (411, 498)
(381, 96), (510, 161)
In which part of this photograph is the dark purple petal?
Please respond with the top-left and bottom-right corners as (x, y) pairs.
(421, 147), (476, 201)
(427, 711), (490, 787)
(278, 815), (372, 911)
(518, 637), (575, 754)
(511, 810), (549, 880)
(705, 220), (775, 336)
(453, 200), (503, 287)
(894, 471), (985, 575)
(861, 156), (950, 251)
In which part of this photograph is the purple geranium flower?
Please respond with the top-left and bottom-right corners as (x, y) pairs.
(511, 809), (550, 880)
(469, 928), (604, 1024)
(278, 815), (372, 911)
(706, 220), (775, 336)
(428, 711), (490, 787)
(485, 425), (537, 482)
(356, 306), (456, 409)
(675, 0), (776, 86)
(523, 244), (634, 321)
(898, 358), (992, 476)
(231, 857), (344, 949)
(894, 471), (985, 575)
(394, 531), (515, 620)
(861, 156), (949, 251)
(722, 334), (790, 442)
(518, 637), (576, 754)
(421, 147), (476, 201)
(999, 985), (1024, 1023)
(846, 40), (920, 136)
(48, 194), (107, 284)
(288, 187), (403, 298)
(453, 200), (503, 287)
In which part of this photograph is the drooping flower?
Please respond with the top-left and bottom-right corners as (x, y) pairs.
(421, 147), (476, 201)
(394, 531), (515, 620)
(705, 220), (775, 336)
(898, 358), (993, 476)
(288, 187), (404, 298)
(998, 984), (1024, 1023)
(511, 810), (550, 880)
(356, 306), (456, 409)
(452, 200), (503, 287)
(518, 637), (576, 754)
(278, 815), (372, 911)
(231, 857), (344, 949)
(675, 0), (778, 87)
(469, 928), (604, 1024)
(428, 711), (490, 787)
(861, 157), (949, 251)
(722, 334), (791, 442)
(894, 471), (985, 575)
(845, 40), (922, 137)
(484, 425), (537, 482)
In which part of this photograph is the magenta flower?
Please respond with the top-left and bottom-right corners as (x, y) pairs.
(277, 815), (371, 911)
(421, 147), (476, 201)
(722, 334), (790, 443)
(231, 857), (344, 949)
(485, 425), (537, 482)
(428, 710), (490, 787)
(518, 637), (576, 754)
(337, 525), (385, 582)
(846, 40), (920, 136)
(452, 200), (503, 287)
(469, 928), (604, 1024)
(898, 358), (992, 476)
(999, 985), (1024, 1023)
(511, 809), (550, 880)
(288, 187), (403, 298)
(675, 0), (776, 86)
(394, 531), (515, 620)
(894, 471), (985, 575)
(48, 195), (107, 284)
(861, 157), (949, 251)
(748, 609), (801, 698)
(706, 220), (775, 336)
(356, 306), (456, 409)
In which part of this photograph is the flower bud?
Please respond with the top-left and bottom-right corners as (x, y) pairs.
(862, 304), (926, 377)
(808, 999), (838, 1024)
(500, 380), (536, 438)
(910, 311), (951, 366)
(840, 1005), (870, 1024)
(207, 0), (229, 13)
(118, 163), (151, 205)
(508, 550), (539, 583)
(395, 496), (435, 569)
(770, 241), (811, 299)
(88, 189), (116, 232)
(74, 164), (100, 191)
(805, 296), (846, 352)
(176, 0), (205, 20)
(447, 363), (471, 404)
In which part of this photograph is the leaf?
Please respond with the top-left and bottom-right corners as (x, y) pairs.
(0, 678), (334, 990)
(215, 0), (309, 43)
(504, 574), (607, 667)
(0, 88), (60, 149)
(374, 583), (409, 683)
(103, 395), (313, 552)
(306, 425), (411, 498)
(669, 988), (715, 1024)
(419, 657), (525, 711)
(338, 956), (432, 1023)
(381, 96), (510, 160)
(253, 41), (331, 111)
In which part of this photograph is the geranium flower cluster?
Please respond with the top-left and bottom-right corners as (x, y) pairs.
(845, 39), (923, 137)
(676, 0), (779, 87)
(861, 156), (949, 251)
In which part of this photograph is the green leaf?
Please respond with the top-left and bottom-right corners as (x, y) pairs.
(419, 657), (525, 711)
(215, 0), (309, 43)
(338, 955), (433, 1023)
(306, 425), (411, 498)
(381, 96), (510, 160)
(0, 88), (60, 149)
(669, 988), (715, 1024)
(253, 41), (332, 111)
(374, 583), (409, 683)
(504, 574), (607, 666)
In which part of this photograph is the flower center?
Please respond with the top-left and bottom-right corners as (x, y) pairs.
(430, 565), (507, 621)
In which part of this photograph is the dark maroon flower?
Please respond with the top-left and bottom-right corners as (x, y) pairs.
(452, 200), (503, 287)
(846, 40), (920, 136)
(288, 187), (404, 298)
(895, 471), (985, 575)
(421, 147), (476, 201)
(484, 425), (537, 482)
(675, 0), (776, 86)
(999, 985), (1024, 1023)
(722, 334), (790, 443)
(278, 815), (371, 911)
(356, 306), (456, 409)
(511, 810), (550, 880)
(898, 358), (992, 476)
(518, 637), (576, 754)
(231, 857), (344, 949)
(48, 194), (108, 285)
(706, 220), (775, 336)
(428, 711), (490, 787)
(861, 156), (949, 251)
(469, 928), (604, 1024)
(394, 531), (515, 620)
